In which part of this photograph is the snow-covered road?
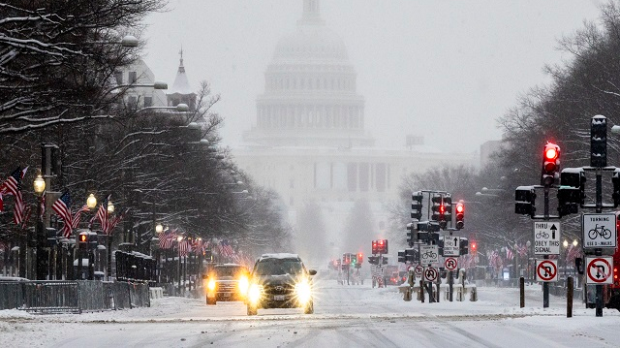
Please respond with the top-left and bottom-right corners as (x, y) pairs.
(1, 282), (620, 347)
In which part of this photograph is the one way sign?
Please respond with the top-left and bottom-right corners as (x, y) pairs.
(443, 236), (460, 257)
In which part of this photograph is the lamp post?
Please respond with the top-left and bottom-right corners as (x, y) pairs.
(177, 235), (183, 295)
(563, 240), (569, 283)
(106, 198), (115, 280)
(33, 171), (46, 280)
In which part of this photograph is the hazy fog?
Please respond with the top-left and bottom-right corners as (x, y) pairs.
(143, 0), (603, 154)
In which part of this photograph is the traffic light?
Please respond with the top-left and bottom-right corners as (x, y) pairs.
(404, 248), (418, 263)
(459, 238), (469, 255)
(442, 196), (452, 229)
(591, 115), (607, 167)
(357, 253), (363, 265)
(398, 250), (405, 263)
(437, 238), (444, 257)
(377, 239), (388, 254)
(406, 222), (416, 247)
(382, 256), (389, 265)
(470, 241), (478, 256)
(371, 240), (378, 255)
(560, 168), (586, 206)
(455, 200), (465, 230)
(431, 194), (445, 222)
(541, 142), (560, 187)
(77, 231), (97, 250)
(411, 191), (423, 220)
(515, 186), (536, 216)
(351, 254), (357, 266)
(368, 256), (378, 265)
(557, 186), (580, 217)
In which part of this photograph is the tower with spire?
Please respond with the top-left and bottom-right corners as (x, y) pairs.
(167, 48), (196, 111)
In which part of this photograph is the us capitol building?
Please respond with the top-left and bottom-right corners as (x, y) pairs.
(232, 0), (475, 249)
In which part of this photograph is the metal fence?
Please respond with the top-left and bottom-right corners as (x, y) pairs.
(0, 280), (150, 313)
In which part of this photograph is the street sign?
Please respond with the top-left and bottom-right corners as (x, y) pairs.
(583, 213), (617, 249)
(586, 256), (613, 285)
(414, 264), (424, 278)
(420, 245), (439, 266)
(443, 236), (460, 256)
(535, 259), (558, 282)
(424, 267), (438, 282)
(533, 221), (561, 255)
(444, 257), (458, 271)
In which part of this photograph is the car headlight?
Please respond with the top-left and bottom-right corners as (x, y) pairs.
(207, 279), (216, 292)
(238, 276), (249, 294)
(295, 280), (312, 305)
(248, 284), (263, 304)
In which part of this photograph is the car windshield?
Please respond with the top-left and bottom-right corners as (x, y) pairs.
(215, 266), (245, 277)
(254, 258), (304, 276)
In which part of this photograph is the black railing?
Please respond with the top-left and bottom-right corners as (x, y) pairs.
(0, 280), (150, 312)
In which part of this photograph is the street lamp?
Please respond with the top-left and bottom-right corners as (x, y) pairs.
(33, 172), (46, 194)
(107, 200), (115, 214)
(155, 223), (163, 234)
(32, 170), (46, 280)
(87, 194), (97, 210)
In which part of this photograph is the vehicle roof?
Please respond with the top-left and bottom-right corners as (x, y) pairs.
(258, 253), (301, 261)
(215, 263), (244, 268)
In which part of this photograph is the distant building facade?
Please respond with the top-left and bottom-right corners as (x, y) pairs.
(231, 0), (475, 251)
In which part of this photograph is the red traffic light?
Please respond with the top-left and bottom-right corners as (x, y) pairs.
(456, 202), (464, 213)
(80, 234), (87, 242)
(544, 147), (558, 160)
(439, 204), (445, 213)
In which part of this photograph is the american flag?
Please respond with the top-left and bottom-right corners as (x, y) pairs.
(488, 250), (503, 271)
(89, 195), (110, 232)
(104, 209), (127, 235)
(159, 230), (175, 249)
(1, 167), (27, 197)
(179, 239), (191, 257)
(12, 190), (26, 226)
(505, 247), (514, 261)
(516, 244), (528, 258)
(566, 245), (582, 263)
(71, 205), (90, 230)
(218, 240), (234, 257)
(52, 192), (73, 238)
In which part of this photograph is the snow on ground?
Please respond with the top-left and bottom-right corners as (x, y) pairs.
(1, 283), (619, 347)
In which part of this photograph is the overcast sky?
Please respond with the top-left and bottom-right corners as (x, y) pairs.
(142, 0), (604, 154)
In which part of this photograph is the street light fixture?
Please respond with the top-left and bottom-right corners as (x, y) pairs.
(155, 223), (163, 234)
(107, 200), (115, 214)
(87, 194), (97, 210)
(33, 172), (46, 195)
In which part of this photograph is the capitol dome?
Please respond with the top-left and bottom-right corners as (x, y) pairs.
(273, 25), (349, 62)
(244, 0), (374, 148)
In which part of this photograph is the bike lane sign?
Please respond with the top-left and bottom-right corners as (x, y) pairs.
(533, 221), (561, 255)
(582, 213), (617, 249)
(586, 256), (613, 285)
(420, 245), (439, 267)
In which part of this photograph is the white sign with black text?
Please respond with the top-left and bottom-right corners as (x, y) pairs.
(443, 236), (460, 257)
(420, 245), (439, 267)
(582, 213), (617, 249)
(533, 221), (561, 255)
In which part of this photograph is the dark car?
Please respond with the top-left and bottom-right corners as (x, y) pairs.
(204, 264), (250, 305)
(246, 253), (317, 316)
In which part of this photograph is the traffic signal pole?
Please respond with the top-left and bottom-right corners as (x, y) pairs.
(595, 168), (603, 317)
(543, 187), (550, 308)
